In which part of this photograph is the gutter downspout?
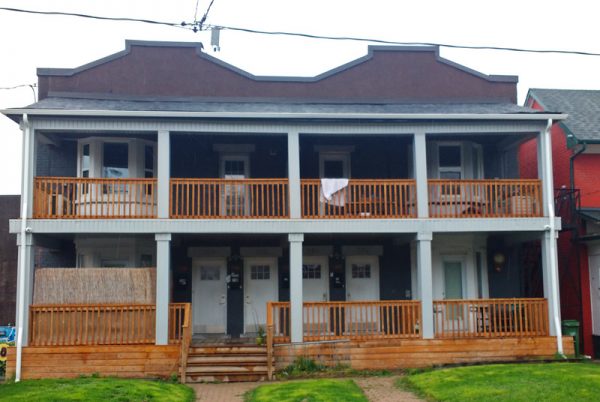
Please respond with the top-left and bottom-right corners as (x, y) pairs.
(544, 118), (564, 356)
(570, 142), (586, 191)
(15, 113), (30, 382)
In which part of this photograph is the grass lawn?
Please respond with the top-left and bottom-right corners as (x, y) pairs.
(0, 377), (195, 402)
(245, 378), (367, 402)
(400, 362), (600, 402)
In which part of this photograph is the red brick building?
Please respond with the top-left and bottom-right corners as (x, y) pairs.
(519, 89), (600, 357)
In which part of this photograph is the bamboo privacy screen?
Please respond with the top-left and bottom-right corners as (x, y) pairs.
(33, 268), (156, 304)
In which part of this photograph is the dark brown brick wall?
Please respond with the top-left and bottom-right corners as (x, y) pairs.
(39, 44), (517, 103)
(0, 195), (19, 325)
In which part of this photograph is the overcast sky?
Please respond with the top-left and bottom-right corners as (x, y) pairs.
(1, 0), (599, 194)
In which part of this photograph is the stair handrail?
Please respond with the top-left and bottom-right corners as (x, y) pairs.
(266, 301), (274, 380)
(179, 303), (192, 384)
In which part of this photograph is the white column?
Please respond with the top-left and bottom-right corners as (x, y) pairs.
(289, 233), (304, 343)
(155, 233), (171, 345)
(416, 232), (434, 339)
(541, 231), (561, 337)
(413, 131), (429, 218)
(15, 233), (34, 347)
(157, 130), (170, 219)
(537, 127), (550, 216)
(287, 131), (301, 219)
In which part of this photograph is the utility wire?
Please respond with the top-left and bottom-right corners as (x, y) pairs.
(193, 0), (201, 22)
(208, 24), (600, 57)
(0, 83), (37, 102)
(2, 6), (600, 57)
(198, 0), (216, 29)
(0, 6), (191, 30)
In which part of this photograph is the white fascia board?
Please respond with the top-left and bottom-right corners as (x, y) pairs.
(1, 108), (568, 121)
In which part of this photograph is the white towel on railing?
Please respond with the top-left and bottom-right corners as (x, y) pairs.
(320, 178), (349, 207)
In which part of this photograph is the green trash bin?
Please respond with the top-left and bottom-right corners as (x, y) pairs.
(562, 320), (580, 356)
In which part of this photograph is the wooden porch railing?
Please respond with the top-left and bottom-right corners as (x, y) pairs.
(170, 178), (289, 218)
(428, 179), (542, 218)
(433, 298), (549, 339)
(33, 177), (157, 219)
(301, 179), (416, 218)
(178, 303), (192, 384)
(29, 303), (191, 346)
(267, 300), (421, 344)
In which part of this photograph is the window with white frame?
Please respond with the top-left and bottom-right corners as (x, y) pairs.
(438, 145), (462, 179)
(250, 265), (271, 280)
(81, 144), (90, 178)
(144, 145), (154, 178)
(103, 142), (129, 178)
(351, 263), (371, 279)
(302, 264), (322, 279)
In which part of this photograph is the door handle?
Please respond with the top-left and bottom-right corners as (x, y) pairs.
(219, 295), (226, 305)
(322, 293), (327, 301)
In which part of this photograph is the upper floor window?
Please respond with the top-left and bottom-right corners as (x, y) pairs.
(438, 145), (462, 179)
(144, 145), (154, 178)
(81, 144), (90, 178)
(103, 142), (129, 178)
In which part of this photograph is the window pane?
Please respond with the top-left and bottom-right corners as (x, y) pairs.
(351, 264), (371, 279)
(224, 160), (245, 176)
(82, 144), (90, 171)
(103, 143), (128, 178)
(302, 264), (321, 279)
(439, 171), (461, 180)
(439, 146), (461, 167)
(200, 266), (221, 280)
(145, 145), (154, 170)
(323, 160), (344, 178)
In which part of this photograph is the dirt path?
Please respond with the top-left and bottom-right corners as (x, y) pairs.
(191, 376), (423, 402)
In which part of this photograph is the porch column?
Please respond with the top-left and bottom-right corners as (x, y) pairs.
(155, 233), (171, 345)
(15, 233), (35, 347)
(289, 233), (304, 343)
(287, 131), (301, 219)
(157, 130), (170, 219)
(416, 232), (434, 339)
(413, 131), (429, 218)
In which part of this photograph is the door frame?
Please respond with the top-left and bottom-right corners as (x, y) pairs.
(243, 256), (279, 334)
(302, 255), (330, 302)
(191, 257), (228, 334)
(345, 255), (380, 301)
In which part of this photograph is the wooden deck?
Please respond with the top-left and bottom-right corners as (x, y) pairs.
(274, 336), (574, 371)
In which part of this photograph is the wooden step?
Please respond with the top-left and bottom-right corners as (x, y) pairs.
(187, 355), (267, 365)
(183, 344), (270, 383)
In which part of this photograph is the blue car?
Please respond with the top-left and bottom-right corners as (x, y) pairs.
(0, 326), (15, 343)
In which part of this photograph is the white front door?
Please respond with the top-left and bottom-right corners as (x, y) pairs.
(346, 256), (380, 301)
(244, 257), (278, 333)
(302, 256), (329, 302)
(192, 258), (227, 333)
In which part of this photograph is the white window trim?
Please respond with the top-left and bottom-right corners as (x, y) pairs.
(437, 142), (464, 180)
(318, 151), (351, 178)
(219, 153), (251, 179)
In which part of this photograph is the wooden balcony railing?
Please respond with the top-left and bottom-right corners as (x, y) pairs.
(267, 300), (421, 343)
(428, 179), (542, 218)
(29, 302), (190, 346)
(33, 177), (157, 219)
(433, 298), (549, 339)
(301, 179), (416, 218)
(170, 178), (289, 218)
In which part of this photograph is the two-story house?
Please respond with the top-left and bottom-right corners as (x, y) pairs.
(3, 41), (572, 382)
(520, 89), (600, 358)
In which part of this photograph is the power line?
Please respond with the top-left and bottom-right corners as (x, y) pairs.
(2, 6), (600, 57)
(0, 84), (36, 91)
(208, 24), (600, 57)
(0, 6), (191, 30)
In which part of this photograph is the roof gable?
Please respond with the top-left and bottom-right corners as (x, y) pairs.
(38, 40), (517, 103)
(527, 88), (600, 143)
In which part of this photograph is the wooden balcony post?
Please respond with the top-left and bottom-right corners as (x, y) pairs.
(287, 131), (301, 219)
(157, 130), (170, 219)
(413, 131), (429, 218)
(289, 233), (304, 343)
(416, 232), (434, 339)
(155, 233), (171, 345)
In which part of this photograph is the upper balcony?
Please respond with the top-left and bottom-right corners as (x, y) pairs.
(33, 176), (542, 219)
(29, 132), (546, 221)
